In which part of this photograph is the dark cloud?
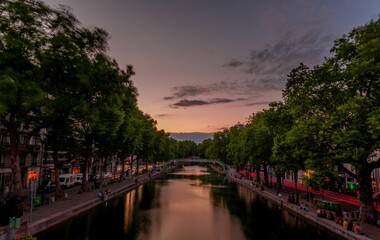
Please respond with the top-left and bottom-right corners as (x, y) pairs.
(157, 114), (169, 117)
(170, 85), (211, 98)
(171, 99), (209, 108)
(245, 101), (271, 106)
(223, 59), (245, 68)
(164, 82), (262, 101)
(209, 98), (234, 104)
(170, 98), (244, 108)
(225, 30), (333, 90)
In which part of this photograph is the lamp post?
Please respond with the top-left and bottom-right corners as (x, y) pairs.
(29, 177), (37, 223)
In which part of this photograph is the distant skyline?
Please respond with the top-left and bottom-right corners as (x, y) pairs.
(42, 0), (380, 133)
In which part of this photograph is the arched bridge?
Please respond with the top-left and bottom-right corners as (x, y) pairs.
(163, 158), (228, 170)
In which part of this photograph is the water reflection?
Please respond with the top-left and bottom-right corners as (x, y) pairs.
(37, 165), (337, 240)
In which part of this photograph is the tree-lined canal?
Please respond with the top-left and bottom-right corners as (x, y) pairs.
(36, 166), (337, 240)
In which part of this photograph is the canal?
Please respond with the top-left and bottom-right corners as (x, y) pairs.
(36, 165), (337, 240)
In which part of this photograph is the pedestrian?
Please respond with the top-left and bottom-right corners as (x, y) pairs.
(335, 206), (343, 224)
(343, 219), (348, 229)
(304, 203), (309, 211)
(98, 190), (104, 200)
(317, 209), (322, 217)
(103, 190), (108, 200)
(347, 219), (353, 231)
(343, 211), (348, 221)
(353, 222), (362, 235)
(328, 211), (335, 221)
(321, 210), (327, 218)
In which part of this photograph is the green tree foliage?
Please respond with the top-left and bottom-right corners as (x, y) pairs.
(0, 0), (51, 190)
(0, 0), (178, 198)
(197, 139), (212, 159)
(282, 18), (380, 221)
(176, 140), (197, 159)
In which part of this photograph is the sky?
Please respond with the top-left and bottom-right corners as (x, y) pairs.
(41, 0), (380, 133)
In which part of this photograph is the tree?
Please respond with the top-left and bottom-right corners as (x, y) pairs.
(197, 139), (212, 159)
(282, 18), (380, 221)
(38, 5), (112, 199)
(226, 124), (245, 170)
(0, 0), (62, 191)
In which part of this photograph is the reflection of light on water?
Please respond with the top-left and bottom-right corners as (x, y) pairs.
(124, 189), (136, 232)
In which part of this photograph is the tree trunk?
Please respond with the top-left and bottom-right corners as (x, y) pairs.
(120, 155), (125, 181)
(294, 169), (299, 203)
(9, 124), (22, 191)
(263, 163), (269, 186)
(256, 167), (260, 185)
(276, 174), (283, 194)
(53, 146), (63, 200)
(81, 141), (92, 192)
(136, 156), (139, 176)
(358, 165), (377, 222)
(81, 155), (89, 192)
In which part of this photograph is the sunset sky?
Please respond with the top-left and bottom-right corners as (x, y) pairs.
(41, 0), (380, 133)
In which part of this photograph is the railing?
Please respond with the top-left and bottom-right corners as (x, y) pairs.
(163, 159), (228, 170)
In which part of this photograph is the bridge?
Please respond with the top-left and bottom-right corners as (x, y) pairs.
(163, 158), (229, 171)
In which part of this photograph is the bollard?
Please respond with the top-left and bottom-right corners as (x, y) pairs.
(64, 193), (68, 199)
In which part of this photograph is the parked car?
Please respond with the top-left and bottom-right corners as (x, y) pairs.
(75, 173), (83, 185)
(59, 174), (77, 188)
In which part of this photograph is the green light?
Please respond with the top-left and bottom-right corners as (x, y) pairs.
(347, 182), (355, 190)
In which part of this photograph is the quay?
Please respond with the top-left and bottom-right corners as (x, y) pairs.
(209, 164), (379, 240)
(1, 169), (168, 239)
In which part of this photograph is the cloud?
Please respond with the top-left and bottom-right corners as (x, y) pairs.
(170, 98), (244, 108)
(156, 114), (169, 117)
(171, 99), (209, 108)
(245, 101), (271, 106)
(164, 81), (263, 101)
(224, 59), (244, 68)
(224, 29), (333, 91)
(168, 85), (211, 99)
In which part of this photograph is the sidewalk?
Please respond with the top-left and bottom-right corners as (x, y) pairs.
(3, 171), (159, 238)
(236, 176), (380, 240)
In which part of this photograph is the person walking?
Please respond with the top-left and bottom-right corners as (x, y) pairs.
(347, 219), (353, 231)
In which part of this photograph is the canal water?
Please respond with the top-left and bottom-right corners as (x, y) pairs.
(36, 165), (337, 240)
